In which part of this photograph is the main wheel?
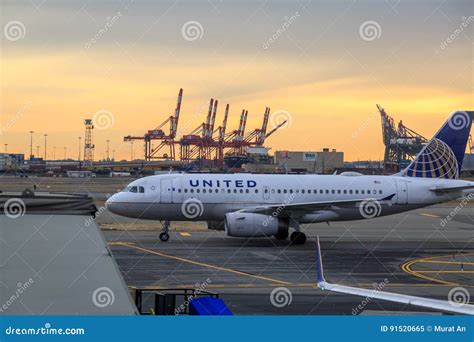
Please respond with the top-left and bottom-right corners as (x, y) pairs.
(274, 230), (289, 240)
(159, 232), (170, 242)
(290, 232), (306, 245)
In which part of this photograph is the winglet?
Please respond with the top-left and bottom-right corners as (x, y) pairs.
(316, 235), (325, 284)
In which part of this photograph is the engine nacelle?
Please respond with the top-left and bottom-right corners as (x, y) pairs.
(224, 212), (289, 237)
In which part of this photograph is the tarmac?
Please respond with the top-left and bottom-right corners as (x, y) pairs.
(104, 206), (473, 315)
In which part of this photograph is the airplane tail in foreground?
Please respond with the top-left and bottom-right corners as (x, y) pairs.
(403, 111), (473, 179)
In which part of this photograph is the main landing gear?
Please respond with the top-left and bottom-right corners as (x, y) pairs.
(290, 231), (306, 245)
(274, 223), (306, 245)
(159, 221), (170, 242)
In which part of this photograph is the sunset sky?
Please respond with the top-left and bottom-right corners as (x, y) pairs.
(1, 0), (472, 161)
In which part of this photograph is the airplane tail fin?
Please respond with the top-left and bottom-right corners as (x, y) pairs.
(315, 236), (325, 284)
(403, 111), (473, 179)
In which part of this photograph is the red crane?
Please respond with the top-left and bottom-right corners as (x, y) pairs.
(124, 88), (183, 161)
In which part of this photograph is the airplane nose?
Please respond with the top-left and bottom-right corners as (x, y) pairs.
(105, 194), (118, 214)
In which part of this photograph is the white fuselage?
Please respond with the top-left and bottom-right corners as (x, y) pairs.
(105, 173), (472, 223)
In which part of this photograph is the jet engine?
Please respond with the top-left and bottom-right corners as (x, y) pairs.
(224, 212), (289, 237)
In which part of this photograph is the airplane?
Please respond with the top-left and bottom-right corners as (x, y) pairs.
(106, 110), (474, 244)
(315, 235), (474, 315)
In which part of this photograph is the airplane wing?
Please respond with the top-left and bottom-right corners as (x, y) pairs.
(238, 194), (395, 217)
(429, 184), (474, 193)
(315, 236), (474, 315)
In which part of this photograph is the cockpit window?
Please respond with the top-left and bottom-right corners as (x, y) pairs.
(121, 185), (145, 193)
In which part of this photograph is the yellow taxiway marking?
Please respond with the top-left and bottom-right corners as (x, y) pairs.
(115, 242), (291, 285)
(416, 270), (474, 274)
(401, 253), (474, 287)
(179, 232), (191, 237)
(419, 213), (441, 218)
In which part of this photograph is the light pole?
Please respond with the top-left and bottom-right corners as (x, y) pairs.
(29, 131), (34, 159)
(130, 141), (134, 161)
(106, 139), (110, 161)
(112, 149), (115, 161)
(53, 146), (56, 160)
(64, 147), (67, 160)
(78, 137), (82, 161)
(4, 144), (7, 153)
(44, 134), (48, 160)
(36, 145), (40, 158)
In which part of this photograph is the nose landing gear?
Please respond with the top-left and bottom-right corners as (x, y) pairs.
(159, 221), (170, 242)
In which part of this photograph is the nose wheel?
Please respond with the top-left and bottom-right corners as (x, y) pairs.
(159, 221), (170, 242)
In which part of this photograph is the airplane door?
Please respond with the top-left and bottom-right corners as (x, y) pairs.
(263, 186), (270, 200)
(395, 179), (408, 204)
(160, 178), (173, 203)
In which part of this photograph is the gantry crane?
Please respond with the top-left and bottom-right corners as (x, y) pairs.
(124, 88), (183, 161)
(378, 104), (427, 171)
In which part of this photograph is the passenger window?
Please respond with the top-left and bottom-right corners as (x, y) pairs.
(337, 190), (341, 194)
(184, 189), (188, 193)
(239, 189), (243, 193)
(343, 190), (347, 194)
(325, 190), (329, 194)
(373, 190), (376, 194)
(302, 190), (305, 194)
(355, 190), (359, 194)
(349, 190), (353, 194)
(319, 190), (323, 194)
(178, 189), (181, 193)
(277, 189), (281, 194)
(227, 189), (231, 193)
(379, 190), (382, 194)
(203, 189), (206, 193)
(284, 189), (287, 194)
(233, 189), (237, 193)
(196, 189), (200, 193)
(361, 190), (365, 194)
(331, 190), (335, 194)
(255, 189), (259, 193)
(245, 189), (249, 193)
(215, 189), (219, 193)
(289, 189), (293, 194)
(295, 189), (299, 194)
(264, 189), (269, 193)
(190, 189), (194, 193)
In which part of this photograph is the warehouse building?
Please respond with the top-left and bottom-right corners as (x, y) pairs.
(274, 149), (344, 174)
